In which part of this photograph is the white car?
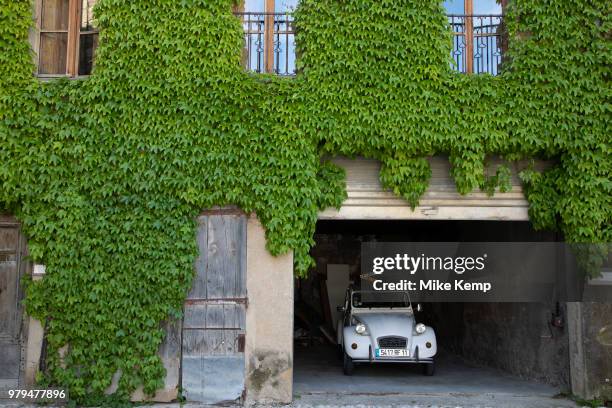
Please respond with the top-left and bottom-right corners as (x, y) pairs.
(337, 288), (437, 376)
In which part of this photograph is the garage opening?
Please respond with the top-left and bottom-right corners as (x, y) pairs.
(293, 220), (571, 404)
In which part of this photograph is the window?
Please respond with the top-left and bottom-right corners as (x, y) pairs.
(35, 0), (99, 77)
(235, 0), (298, 75)
(445, 0), (506, 74)
(234, 0), (505, 76)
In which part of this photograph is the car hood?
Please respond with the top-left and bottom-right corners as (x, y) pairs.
(354, 312), (414, 338)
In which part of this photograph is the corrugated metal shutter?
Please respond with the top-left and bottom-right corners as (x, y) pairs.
(319, 157), (552, 220)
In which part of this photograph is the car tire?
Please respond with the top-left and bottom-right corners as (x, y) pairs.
(343, 351), (354, 376)
(423, 361), (435, 376)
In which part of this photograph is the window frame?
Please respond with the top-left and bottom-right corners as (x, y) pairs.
(448, 0), (506, 74)
(34, 0), (99, 78)
(235, 0), (291, 74)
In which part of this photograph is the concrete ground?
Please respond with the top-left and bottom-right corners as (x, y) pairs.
(292, 344), (580, 408)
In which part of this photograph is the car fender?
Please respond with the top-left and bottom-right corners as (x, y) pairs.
(411, 325), (437, 358)
(343, 326), (372, 359)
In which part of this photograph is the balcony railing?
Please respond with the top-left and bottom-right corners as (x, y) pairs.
(234, 12), (505, 76)
(238, 12), (296, 76)
(448, 14), (505, 75)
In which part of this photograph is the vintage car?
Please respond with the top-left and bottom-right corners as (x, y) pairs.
(336, 288), (437, 375)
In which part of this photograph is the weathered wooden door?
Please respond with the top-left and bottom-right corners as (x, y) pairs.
(0, 216), (28, 390)
(182, 213), (247, 404)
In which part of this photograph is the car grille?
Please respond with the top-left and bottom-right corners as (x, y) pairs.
(378, 336), (407, 349)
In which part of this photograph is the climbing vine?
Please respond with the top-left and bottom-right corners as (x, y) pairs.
(0, 0), (609, 403)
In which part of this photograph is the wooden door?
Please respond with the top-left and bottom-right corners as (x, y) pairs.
(182, 213), (247, 404)
(0, 217), (28, 390)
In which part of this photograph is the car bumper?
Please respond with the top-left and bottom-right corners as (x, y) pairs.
(343, 327), (437, 361)
(351, 356), (434, 364)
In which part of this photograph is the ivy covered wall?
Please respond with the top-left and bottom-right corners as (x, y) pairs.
(0, 0), (609, 403)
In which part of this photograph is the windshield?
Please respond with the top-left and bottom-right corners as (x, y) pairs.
(351, 291), (412, 309)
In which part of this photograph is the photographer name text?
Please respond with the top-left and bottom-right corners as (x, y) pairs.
(372, 279), (492, 293)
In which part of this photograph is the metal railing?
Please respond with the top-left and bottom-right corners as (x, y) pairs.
(448, 14), (505, 75)
(238, 12), (296, 76)
(234, 12), (505, 76)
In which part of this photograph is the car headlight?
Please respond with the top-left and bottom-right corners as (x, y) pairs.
(415, 323), (426, 334)
(355, 323), (367, 335)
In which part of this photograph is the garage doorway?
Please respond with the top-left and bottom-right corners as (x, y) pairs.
(293, 220), (573, 405)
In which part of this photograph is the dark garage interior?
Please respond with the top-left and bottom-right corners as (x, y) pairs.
(292, 220), (571, 399)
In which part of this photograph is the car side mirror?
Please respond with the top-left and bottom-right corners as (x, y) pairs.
(337, 306), (345, 313)
(416, 303), (423, 312)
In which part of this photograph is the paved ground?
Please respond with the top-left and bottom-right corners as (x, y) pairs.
(291, 344), (580, 408)
(0, 396), (590, 408)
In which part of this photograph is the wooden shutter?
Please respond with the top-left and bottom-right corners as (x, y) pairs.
(182, 213), (247, 404)
(0, 217), (28, 390)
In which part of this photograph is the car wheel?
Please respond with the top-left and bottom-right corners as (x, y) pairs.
(423, 361), (435, 376)
(343, 351), (354, 376)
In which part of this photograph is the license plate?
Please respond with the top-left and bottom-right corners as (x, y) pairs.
(375, 348), (409, 358)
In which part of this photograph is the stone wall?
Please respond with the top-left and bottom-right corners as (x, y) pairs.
(423, 302), (571, 389)
(569, 302), (612, 401)
(582, 302), (612, 400)
(458, 303), (570, 388)
(244, 216), (294, 404)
